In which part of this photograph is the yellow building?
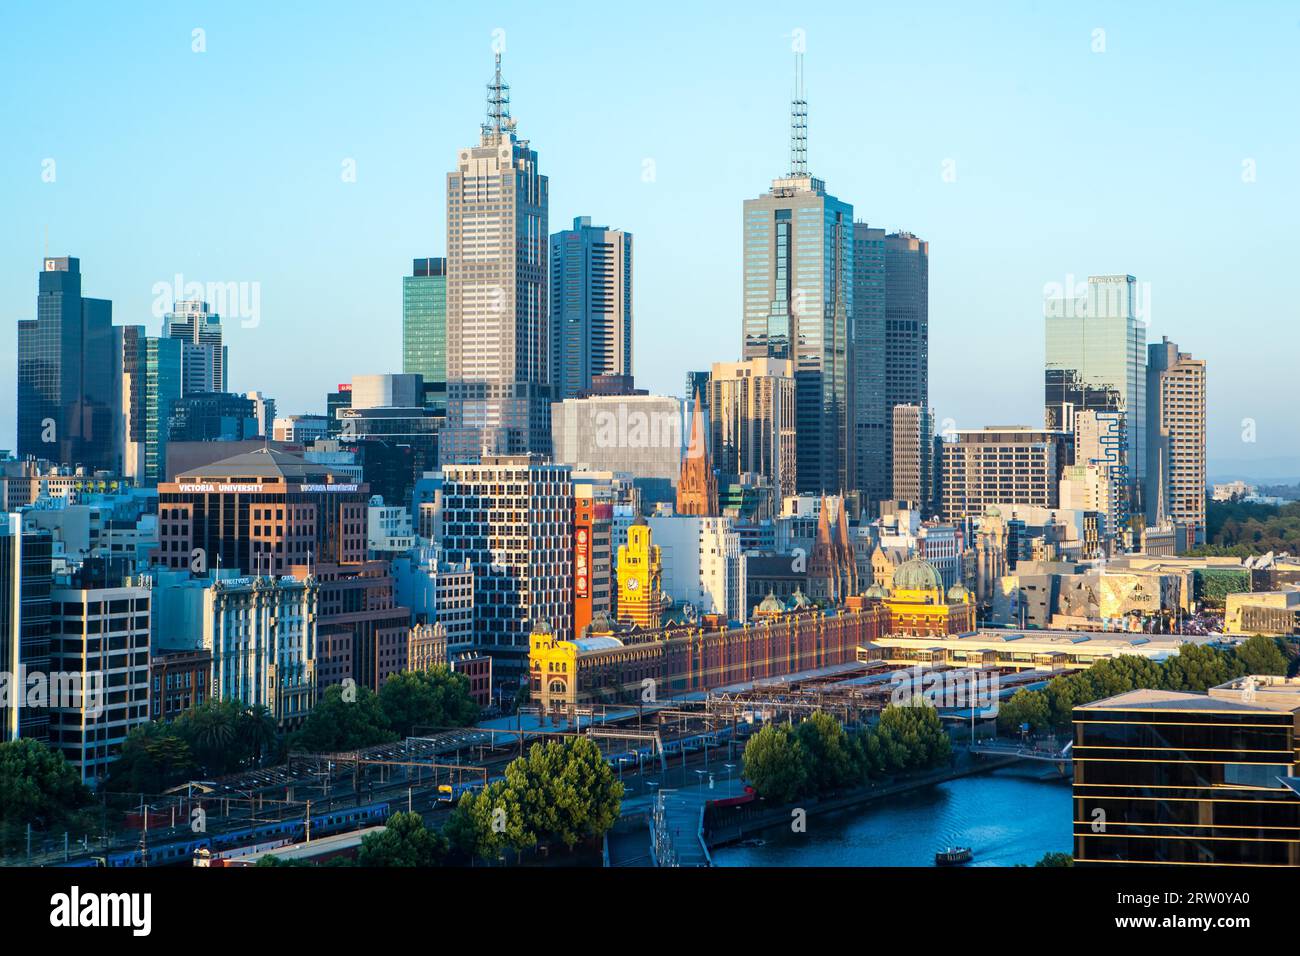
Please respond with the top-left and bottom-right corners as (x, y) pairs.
(616, 516), (663, 629)
(869, 558), (976, 637)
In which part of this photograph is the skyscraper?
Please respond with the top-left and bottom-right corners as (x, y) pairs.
(882, 231), (930, 500)
(1, 514), (53, 742)
(891, 404), (934, 512)
(1045, 274), (1147, 536)
(742, 57), (853, 495)
(17, 257), (117, 470)
(1146, 337), (1206, 545)
(707, 357), (797, 499)
(444, 53), (551, 463)
(550, 217), (633, 401)
(402, 257), (448, 412)
(852, 222), (887, 508)
(164, 299), (227, 394)
(121, 328), (183, 483)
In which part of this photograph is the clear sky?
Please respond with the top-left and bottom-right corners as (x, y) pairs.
(2, 1), (1297, 478)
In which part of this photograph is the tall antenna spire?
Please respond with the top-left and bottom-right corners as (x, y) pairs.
(484, 52), (513, 137)
(790, 52), (808, 176)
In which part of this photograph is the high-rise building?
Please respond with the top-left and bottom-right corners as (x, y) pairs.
(1146, 337), (1206, 545)
(891, 404), (934, 512)
(851, 222), (888, 507)
(615, 516), (663, 630)
(440, 455), (572, 682)
(941, 427), (1072, 520)
(706, 358), (797, 500)
(742, 59), (853, 494)
(167, 392), (259, 443)
(882, 232), (930, 500)
(17, 257), (117, 470)
(1, 515), (53, 742)
(676, 392), (718, 517)
(1045, 275), (1147, 536)
(551, 394), (686, 488)
(550, 217), (633, 401)
(164, 299), (227, 393)
(646, 514), (746, 623)
(48, 583), (151, 782)
(120, 328), (183, 484)
(573, 491), (613, 637)
(444, 54), (551, 462)
(402, 257), (448, 412)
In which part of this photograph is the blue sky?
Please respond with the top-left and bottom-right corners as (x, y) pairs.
(2, 1), (1298, 477)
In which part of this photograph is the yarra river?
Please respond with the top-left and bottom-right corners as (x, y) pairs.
(712, 766), (1073, 867)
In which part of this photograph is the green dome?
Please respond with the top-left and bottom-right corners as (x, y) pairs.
(892, 558), (943, 593)
(756, 591), (786, 615)
(864, 583), (887, 599)
(947, 583), (970, 602)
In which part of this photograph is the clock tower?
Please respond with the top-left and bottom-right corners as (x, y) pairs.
(616, 516), (663, 629)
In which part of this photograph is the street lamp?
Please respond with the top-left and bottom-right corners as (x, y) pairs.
(723, 763), (735, 796)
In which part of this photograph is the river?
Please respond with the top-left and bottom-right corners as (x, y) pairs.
(711, 766), (1073, 867)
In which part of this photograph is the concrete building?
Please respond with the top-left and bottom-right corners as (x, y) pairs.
(157, 448), (369, 575)
(550, 217), (633, 400)
(48, 583), (151, 783)
(163, 299), (227, 393)
(941, 427), (1071, 520)
(550, 394), (686, 486)
(1146, 337), (1206, 546)
(707, 358), (797, 499)
(573, 491), (613, 637)
(390, 548), (475, 653)
(272, 415), (330, 444)
(1225, 589), (1300, 636)
(366, 497), (415, 556)
(891, 404), (934, 512)
(647, 514), (746, 623)
(204, 574), (318, 725)
(851, 222), (888, 508)
(443, 54), (551, 462)
(440, 456), (572, 683)
(882, 232), (930, 502)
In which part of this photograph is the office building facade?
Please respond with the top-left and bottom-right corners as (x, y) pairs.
(941, 427), (1071, 520)
(550, 217), (633, 401)
(444, 55), (551, 462)
(402, 257), (448, 412)
(1146, 337), (1206, 545)
(707, 357), (797, 500)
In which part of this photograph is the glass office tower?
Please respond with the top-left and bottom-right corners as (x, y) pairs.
(402, 257), (448, 413)
(743, 177), (853, 495)
(17, 257), (116, 470)
(1045, 274), (1147, 536)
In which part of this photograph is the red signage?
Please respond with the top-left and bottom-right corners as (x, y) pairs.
(574, 528), (590, 598)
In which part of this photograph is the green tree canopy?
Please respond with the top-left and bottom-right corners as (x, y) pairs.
(356, 811), (449, 867)
(379, 666), (479, 738)
(290, 684), (396, 754)
(0, 739), (93, 848)
(741, 724), (808, 802)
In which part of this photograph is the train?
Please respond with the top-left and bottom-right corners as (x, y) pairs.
(59, 801), (393, 868)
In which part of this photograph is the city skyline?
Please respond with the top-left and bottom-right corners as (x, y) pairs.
(3, 2), (1298, 475)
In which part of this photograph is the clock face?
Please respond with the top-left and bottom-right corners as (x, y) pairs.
(626, 578), (640, 592)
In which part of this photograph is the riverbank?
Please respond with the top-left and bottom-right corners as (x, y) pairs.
(704, 753), (1026, 850)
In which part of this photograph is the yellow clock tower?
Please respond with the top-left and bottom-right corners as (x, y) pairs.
(616, 516), (663, 629)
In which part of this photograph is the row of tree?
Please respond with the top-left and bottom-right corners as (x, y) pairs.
(1188, 499), (1300, 556)
(996, 636), (1290, 734)
(107, 666), (479, 793)
(742, 706), (953, 804)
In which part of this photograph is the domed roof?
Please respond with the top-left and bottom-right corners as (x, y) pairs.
(947, 583), (970, 602)
(864, 583), (887, 599)
(756, 591), (786, 615)
(892, 558), (944, 593)
(787, 587), (813, 610)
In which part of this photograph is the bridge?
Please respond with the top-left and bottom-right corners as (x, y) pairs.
(969, 738), (1073, 773)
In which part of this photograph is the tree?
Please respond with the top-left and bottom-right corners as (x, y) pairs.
(236, 704), (282, 767)
(446, 781), (533, 862)
(379, 667), (479, 738)
(1161, 643), (1238, 692)
(505, 737), (623, 851)
(356, 811), (449, 867)
(1234, 635), (1288, 676)
(290, 684), (396, 753)
(742, 724), (808, 802)
(874, 704), (952, 770)
(104, 723), (197, 793)
(0, 739), (93, 850)
(175, 699), (247, 775)
(795, 711), (860, 793)
(997, 689), (1052, 735)
(1033, 851), (1074, 867)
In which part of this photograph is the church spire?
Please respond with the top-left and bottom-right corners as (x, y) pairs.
(676, 389), (717, 517)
